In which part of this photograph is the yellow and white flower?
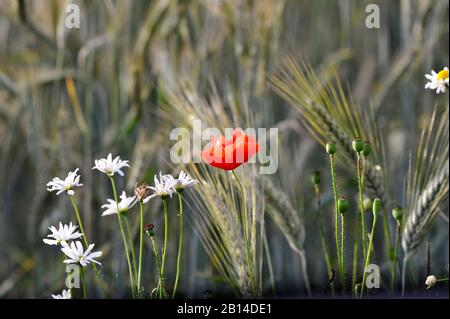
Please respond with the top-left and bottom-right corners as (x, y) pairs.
(425, 67), (449, 94)
(43, 222), (83, 246)
(173, 170), (198, 192)
(101, 191), (137, 216)
(61, 241), (102, 267)
(92, 153), (130, 177)
(47, 168), (83, 196)
(143, 172), (177, 202)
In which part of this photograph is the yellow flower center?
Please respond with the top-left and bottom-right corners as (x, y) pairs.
(437, 69), (449, 81)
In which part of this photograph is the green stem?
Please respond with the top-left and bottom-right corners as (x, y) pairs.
(69, 196), (106, 296)
(315, 186), (333, 295)
(232, 169), (256, 295)
(109, 176), (136, 298)
(70, 196), (89, 248)
(151, 236), (164, 299)
(340, 213), (346, 292)
(137, 202), (145, 295)
(383, 214), (393, 285)
(361, 157), (366, 189)
(124, 214), (138, 284)
(160, 197), (169, 296)
(351, 221), (360, 297)
(364, 158), (393, 286)
(172, 192), (184, 299)
(357, 154), (367, 261)
(391, 222), (401, 293)
(360, 213), (377, 298)
(329, 155), (342, 285)
(79, 265), (87, 299)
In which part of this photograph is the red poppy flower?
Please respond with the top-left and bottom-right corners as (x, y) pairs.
(201, 130), (260, 170)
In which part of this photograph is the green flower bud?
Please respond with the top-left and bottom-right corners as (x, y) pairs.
(392, 206), (403, 221)
(362, 141), (371, 157)
(145, 224), (155, 237)
(338, 197), (349, 214)
(352, 137), (364, 153)
(372, 198), (382, 217)
(326, 141), (337, 155)
(311, 170), (321, 185)
(363, 197), (373, 212)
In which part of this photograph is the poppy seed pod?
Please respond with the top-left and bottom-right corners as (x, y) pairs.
(392, 206), (403, 221)
(144, 224), (155, 237)
(372, 198), (382, 217)
(338, 197), (349, 214)
(363, 197), (373, 212)
(326, 141), (337, 155)
(352, 138), (364, 153)
(362, 141), (371, 157)
(311, 170), (321, 186)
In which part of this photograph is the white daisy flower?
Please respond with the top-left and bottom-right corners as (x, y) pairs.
(425, 275), (438, 289)
(47, 168), (83, 196)
(425, 67), (449, 94)
(43, 222), (83, 246)
(51, 289), (71, 299)
(61, 241), (102, 267)
(173, 170), (198, 191)
(92, 153), (130, 177)
(143, 172), (177, 203)
(101, 191), (137, 216)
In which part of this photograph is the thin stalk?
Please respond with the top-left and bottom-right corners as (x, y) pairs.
(391, 221), (401, 293)
(109, 176), (135, 298)
(263, 231), (276, 297)
(315, 185), (333, 295)
(69, 196), (106, 295)
(151, 236), (164, 299)
(172, 191), (184, 299)
(364, 157), (392, 275)
(401, 257), (407, 296)
(124, 214), (138, 282)
(79, 265), (87, 299)
(137, 202), (145, 295)
(340, 213), (346, 292)
(357, 154), (367, 261)
(351, 221), (360, 297)
(361, 156), (367, 189)
(299, 250), (312, 296)
(232, 169), (256, 294)
(70, 196), (89, 248)
(360, 213), (377, 298)
(329, 155), (342, 285)
(160, 197), (169, 295)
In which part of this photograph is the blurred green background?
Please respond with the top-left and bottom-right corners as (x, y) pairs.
(0, 0), (448, 298)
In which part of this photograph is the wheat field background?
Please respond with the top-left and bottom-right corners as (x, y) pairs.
(0, 0), (448, 298)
